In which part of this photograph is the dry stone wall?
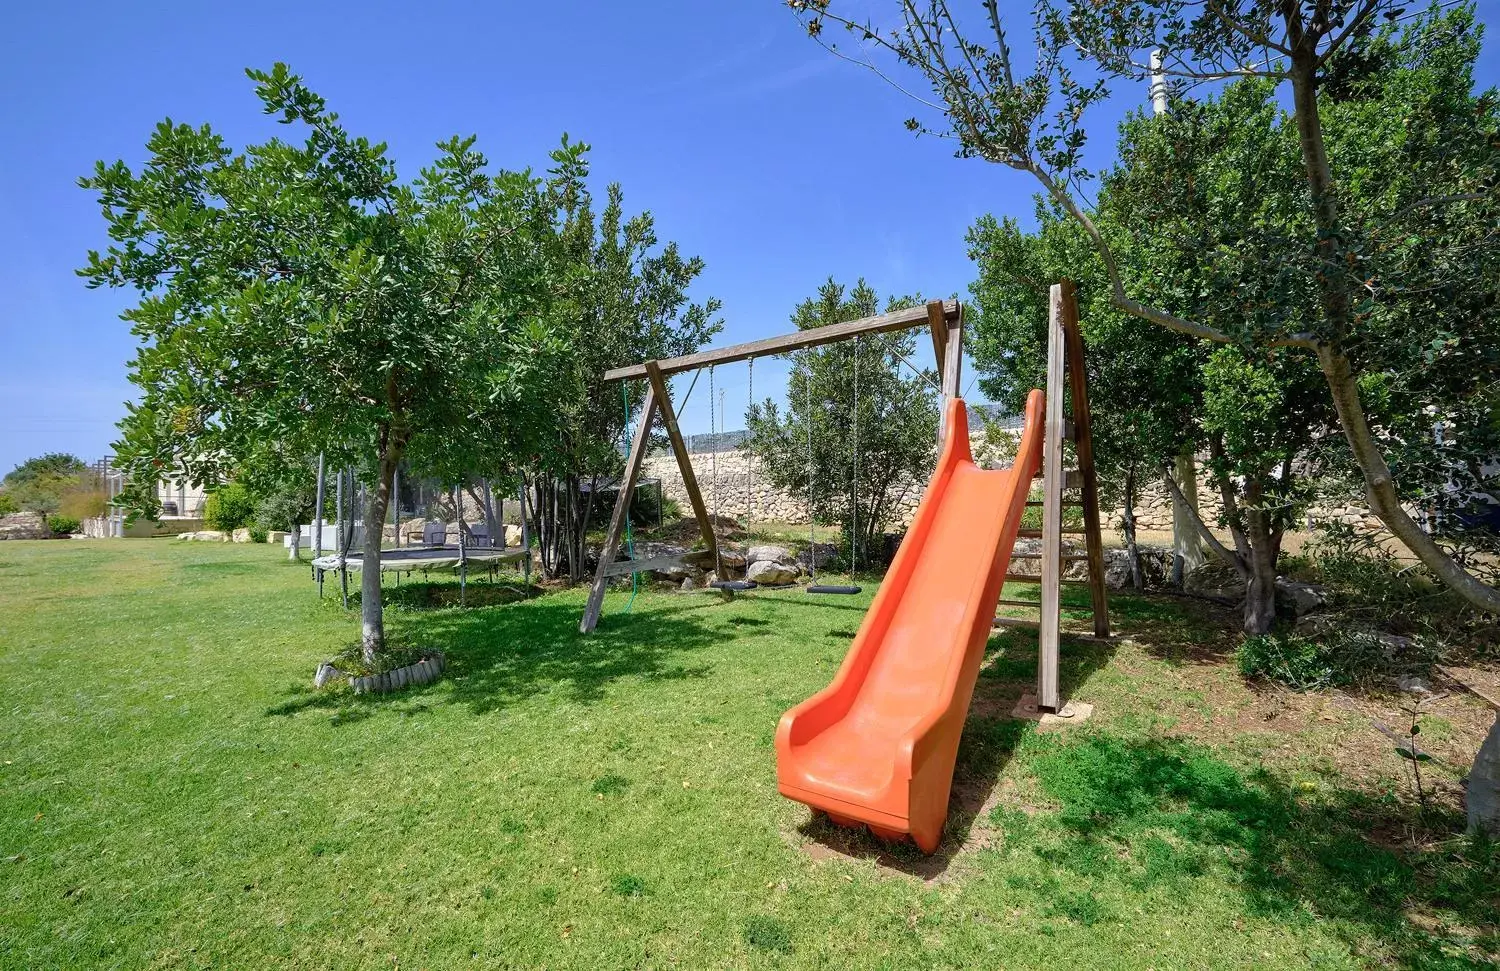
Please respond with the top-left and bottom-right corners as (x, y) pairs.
(644, 445), (1389, 538)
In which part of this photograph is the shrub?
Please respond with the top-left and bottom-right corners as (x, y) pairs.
(1237, 629), (1435, 692)
(46, 515), (81, 536)
(0, 492), (16, 515)
(249, 525), (269, 544)
(203, 483), (255, 532)
(57, 486), (108, 520)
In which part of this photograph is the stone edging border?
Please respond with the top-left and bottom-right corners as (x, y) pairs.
(317, 651), (446, 695)
(352, 651), (445, 694)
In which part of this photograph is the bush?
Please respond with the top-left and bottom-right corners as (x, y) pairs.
(0, 492), (16, 515)
(249, 525), (269, 544)
(1237, 629), (1435, 692)
(46, 515), (81, 536)
(203, 483), (256, 532)
(57, 487), (108, 520)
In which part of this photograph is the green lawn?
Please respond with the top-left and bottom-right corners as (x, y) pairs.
(1, 540), (1495, 969)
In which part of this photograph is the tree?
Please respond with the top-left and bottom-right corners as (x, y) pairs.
(1, 453), (89, 515)
(968, 203), (1205, 596)
(745, 279), (939, 564)
(80, 64), (568, 664)
(786, 1), (1500, 617)
(523, 159), (721, 583)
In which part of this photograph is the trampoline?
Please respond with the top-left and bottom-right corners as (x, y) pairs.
(313, 546), (528, 574)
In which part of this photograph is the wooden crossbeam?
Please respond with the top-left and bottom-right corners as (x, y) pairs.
(602, 301), (961, 383)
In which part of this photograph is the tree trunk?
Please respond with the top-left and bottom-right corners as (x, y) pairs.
(1122, 468), (1144, 591)
(360, 444), (401, 667)
(1170, 452), (1205, 587)
(289, 522), (300, 561)
(1242, 517), (1280, 635)
(1470, 712), (1500, 837)
(1280, 54), (1497, 616)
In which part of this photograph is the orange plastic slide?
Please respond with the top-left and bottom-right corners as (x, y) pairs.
(775, 390), (1045, 852)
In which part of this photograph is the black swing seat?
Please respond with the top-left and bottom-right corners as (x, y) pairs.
(710, 580), (759, 591)
(806, 583), (862, 595)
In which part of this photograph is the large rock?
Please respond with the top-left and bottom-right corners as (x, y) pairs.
(1469, 715), (1500, 837)
(747, 545), (794, 567)
(504, 524), (523, 547)
(231, 527), (253, 543)
(266, 530), (289, 544)
(1275, 577), (1327, 616)
(0, 512), (49, 540)
(191, 530), (229, 542)
(747, 559), (802, 586)
(1184, 562), (1246, 600)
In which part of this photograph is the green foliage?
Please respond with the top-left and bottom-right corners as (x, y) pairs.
(0, 492), (16, 515)
(1237, 633), (1349, 691)
(202, 483), (256, 533)
(2, 453), (89, 515)
(745, 279), (938, 563)
(248, 525), (269, 544)
(523, 158), (720, 581)
(56, 487), (107, 521)
(45, 515), (81, 536)
(1235, 629), (1420, 692)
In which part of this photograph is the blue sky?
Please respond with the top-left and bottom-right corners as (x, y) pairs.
(1, 1), (1497, 475)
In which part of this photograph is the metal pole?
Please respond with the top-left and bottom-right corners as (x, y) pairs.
(392, 465), (401, 549)
(314, 453), (326, 586)
(519, 478), (531, 590)
(1149, 48), (1169, 117)
(338, 469), (349, 608)
(455, 484), (468, 605)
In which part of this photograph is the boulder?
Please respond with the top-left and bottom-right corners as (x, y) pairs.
(1183, 562), (1246, 600)
(747, 545), (794, 567)
(1469, 715), (1500, 837)
(314, 662), (343, 689)
(504, 524), (523, 547)
(266, 530), (289, 544)
(795, 543), (841, 571)
(191, 530), (229, 542)
(747, 559), (802, 586)
(0, 511), (49, 541)
(232, 527), (253, 543)
(1275, 578), (1327, 616)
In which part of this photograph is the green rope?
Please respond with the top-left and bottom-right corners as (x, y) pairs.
(619, 382), (639, 614)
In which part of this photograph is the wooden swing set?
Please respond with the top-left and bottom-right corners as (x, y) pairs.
(581, 284), (1108, 714)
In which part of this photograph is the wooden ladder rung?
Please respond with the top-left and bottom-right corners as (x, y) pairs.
(992, 616), (1040, 629)
(1016, 527), (1086, 538)
(997, 597), (1040, 608)
(1010, 552), (1089, 561)
(1002, 573), (1094, 585)
(1025, 500), (1084, 507)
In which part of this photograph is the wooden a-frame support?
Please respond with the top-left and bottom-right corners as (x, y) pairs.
(581, 299), (962, 633)
(993, 280), (1110, 713)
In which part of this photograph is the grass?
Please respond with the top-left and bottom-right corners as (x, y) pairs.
(1, 539), (1496, 969)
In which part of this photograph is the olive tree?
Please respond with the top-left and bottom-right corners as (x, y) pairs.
(786, 0), (1500, 616)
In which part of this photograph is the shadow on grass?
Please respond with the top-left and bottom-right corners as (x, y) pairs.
(795, 627), (1121, 880)
(1000, 732), (1499, 968)
(266, 595), (728, 720)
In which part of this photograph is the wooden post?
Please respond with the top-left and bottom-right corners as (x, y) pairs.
(926, 298), (949, 384)
(645, 360), (719, 564)
(518, 478), (531, 588)
(1038, 285), (1068, 712)
(1059, 280), (1111, 639)
(580, 382), (660, 633)
(939, 308), (964, 441)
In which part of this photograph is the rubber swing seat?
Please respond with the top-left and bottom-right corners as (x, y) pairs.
(806, 584), (862, 595)
(710, 580), (759, 591)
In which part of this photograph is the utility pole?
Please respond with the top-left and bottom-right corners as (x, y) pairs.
(1149, 48), (1207, 586)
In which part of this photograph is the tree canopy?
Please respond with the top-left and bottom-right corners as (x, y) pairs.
(80, 64), (576, 661)
(746, 279), (939, 564)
